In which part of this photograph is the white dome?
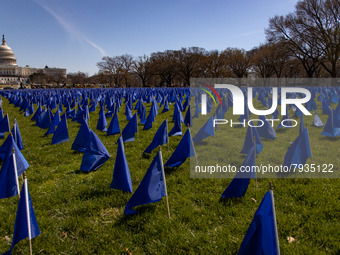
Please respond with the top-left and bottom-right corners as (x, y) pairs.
(0, 35), (17, 67)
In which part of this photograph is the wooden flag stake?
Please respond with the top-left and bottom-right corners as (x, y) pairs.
(12, 147), (20, 198)
(269, 182), (280, 255)
(159, 146), (171, 219)
(23, 171), (33, 255)
(253, 135), (257, 199)
(306, 124), (313, 163)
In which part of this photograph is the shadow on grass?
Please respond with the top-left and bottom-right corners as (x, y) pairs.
(219, 197), (245, 206)
(318, 136), (340, 141)
(276, 128), (290, 133)
(115, 204), (157, 227)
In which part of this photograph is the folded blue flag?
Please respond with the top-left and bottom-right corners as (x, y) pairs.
(51, 114), (69, 145)
(124, 151), (166, 215)
(144, 119), (168, 153)
(2, 178), (40, 255)
(110, 136), (133, 193)
(238, 190), (279, 255)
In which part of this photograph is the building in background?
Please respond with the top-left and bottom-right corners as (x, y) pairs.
(0, 35), (66, 86)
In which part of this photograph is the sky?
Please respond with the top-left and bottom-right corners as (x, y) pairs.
(1, 0), (299, 76)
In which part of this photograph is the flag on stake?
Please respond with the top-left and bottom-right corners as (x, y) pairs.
(240, 123), (263, 155)
(164, 129), (195, 167)
(71, 118), (90, 152)
(238, 185), (280, 255)
(96, 108), (108, 132)
(2, 172), (40, 255)
(122, 113), (138, 142)
(11, 119), (23, 150)
(124, 150), (167, 215)
(79, 130), (110, 172)
(0, 114), (10, 139)
(107, 110), (120, 136)
(221, 146), (255, 198)
(51, 114), (69, 145)
(192, 116), (214, 144)
(168, 112), (182, 137)
(110, 136), (133, 193)
(313, 112), (323, 127)
(144, 119), (168, 154)
(256, 115), (276, 140)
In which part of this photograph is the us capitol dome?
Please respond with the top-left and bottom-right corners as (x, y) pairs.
(0, 34), (66, 86)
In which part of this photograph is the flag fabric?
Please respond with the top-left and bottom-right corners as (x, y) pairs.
(124, 151), (166, 215)
(24, 102), (34, 117)
(168, 112), (182, 137)
(0, 114), (10, 139)
(51, 114), (69, 145)
(79, 130), (110, 172)
(96, 108), (108, 132)
(11, 119), (23, 150)
(221, 146), (255, 198)
(3, 178), (40, 255)
(164, 129), (195, 167)
(313, 112), (323, 127)
(256, 115), (276, 140)
(277, 107), (292, 129)
(71, 118), (90, 152)
(107, 110), (120, 136)
(122, 113), (138, 142)
(321, 109), (340, 137)
(36, 109), (53, 129)
(240, 123), (263, 155)
(0, 135), (29, 173)
(45, 109), (60, 136)
(283, 127), (312, 169)
(110, 136), (133, 193)
(238, 190), (279, 255)
(143, 106), (155, 130)
(184, 106), (192, 127)
(161, 100), (169, 113)
(144, 119), (168, 154)
(192, 116), (214, 144)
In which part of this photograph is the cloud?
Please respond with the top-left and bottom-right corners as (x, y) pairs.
(34, 0), (106, 56)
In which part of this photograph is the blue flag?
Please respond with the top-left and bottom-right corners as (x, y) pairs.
(168, 111), (182, 137)
(192, 116), (214, 144)
(184, 106), (192, 127)
(45, 109), (60, 136)
(3, 179), (40, 255)
(96, 108), (108, 132)
(107, 110), (120, 136)
(321, 109), (340, 137)
(162, 100), (169, 113)
(110, 136), (133, 193)
(11, 119), (23, 150)
(80, 130), (110, 172)
(313, 112), (323, 127)
(143, 106), (155, 130)
(221, 146), (255, 198)
(51, 114), (69, 145)
(240, 123), (263, 155)
(164, 129), (195, 167)
(283, 127), (312, 168)
(0, 114), (10, 138)
(144, 119), (168, 154)
(122, 113), (138, 142)
(72, 118), (90, 152)
(124, 151), (166, 215)
(24, 102), (34, 117)
(238, 190), (279, 255)
(256, 115), (276, 140)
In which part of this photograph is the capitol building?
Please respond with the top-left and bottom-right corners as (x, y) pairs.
(0, 35), (66, 85)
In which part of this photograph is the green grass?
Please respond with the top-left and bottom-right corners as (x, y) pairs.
(0, 96), (339, 254)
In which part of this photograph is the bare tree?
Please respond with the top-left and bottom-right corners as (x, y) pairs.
(132, 55), (152, 87)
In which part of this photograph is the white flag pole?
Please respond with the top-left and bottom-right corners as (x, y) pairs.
(159, 147), (170, 219)
(12, 147), (20, 198)
(269, 182), (280, 255)
(23, 172), (33, 255)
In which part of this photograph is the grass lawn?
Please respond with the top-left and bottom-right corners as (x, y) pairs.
(0, 93), (339, 254)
